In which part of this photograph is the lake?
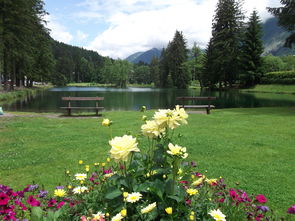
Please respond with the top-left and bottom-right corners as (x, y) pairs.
(2, 86), (295, 112)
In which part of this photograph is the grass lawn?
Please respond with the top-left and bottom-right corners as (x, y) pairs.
(0, 107), (294, 216)
(241, 84), (295, 94)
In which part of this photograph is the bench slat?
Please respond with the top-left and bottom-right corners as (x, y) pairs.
(62, 97), (104, 101)
(183, 105), (215, 109)
(60, 107), (104, 109)
(176, 96), (216, 101)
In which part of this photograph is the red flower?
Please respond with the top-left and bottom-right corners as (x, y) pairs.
(287, 205), (295, 214)
(27, 195), (40, 207)
(256, 194), (267, 204)
(229, 189), (239, 201)
(57, 201), (65, 209)
(0, 193), (10, 206)
(255, 214), (264, 221)
(48, 199), (57, 207)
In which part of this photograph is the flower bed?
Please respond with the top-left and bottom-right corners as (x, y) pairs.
(1, 106), (294, 221)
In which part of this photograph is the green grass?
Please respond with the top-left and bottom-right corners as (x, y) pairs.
(241, 84), (295, 94)
(1, 107), (295, 216)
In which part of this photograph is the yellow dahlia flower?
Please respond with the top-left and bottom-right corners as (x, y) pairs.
(167, 143), (188, 158)
(109, 135), (139, 161)
(141, 202), (157, 214)
(141, 120), (165, 138)
(111, 213), (124, 221)
(174, 105), (188, 124)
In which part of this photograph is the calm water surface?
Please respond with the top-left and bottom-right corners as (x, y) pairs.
(2, 86), (295, 112)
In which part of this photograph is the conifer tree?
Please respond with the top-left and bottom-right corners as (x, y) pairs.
(166, 30), (190, 89)
(203, 0), (244, 88)
(150, 56), (160, 87)
(240, 10), (264, 87)
(159, 48), (169, 88)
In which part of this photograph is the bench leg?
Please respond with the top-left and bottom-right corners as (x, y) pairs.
(206, 108), (210, 114)
(68, 109), (71, 116)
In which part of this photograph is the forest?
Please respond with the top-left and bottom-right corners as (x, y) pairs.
(0, 0), (294, 90)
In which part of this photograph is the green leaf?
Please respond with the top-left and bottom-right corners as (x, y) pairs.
(31, 207), (43, 221)
(105, 188), (122, 200)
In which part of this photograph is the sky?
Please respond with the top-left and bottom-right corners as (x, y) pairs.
(43, 0), (281, 59)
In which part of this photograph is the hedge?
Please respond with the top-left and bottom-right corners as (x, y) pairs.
(261, 70), (295, 84)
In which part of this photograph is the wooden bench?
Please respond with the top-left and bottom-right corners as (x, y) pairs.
(61, 97), (104, 116)
(176, 96), (216, 114)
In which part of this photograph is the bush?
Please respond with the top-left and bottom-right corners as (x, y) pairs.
(261, 70), (295, 84)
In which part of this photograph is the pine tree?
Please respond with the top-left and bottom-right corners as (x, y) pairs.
(268, 0), (295, 48)
(150, 56), (160, 87)
(159, 48), (169, 88)
(240, 10), (264, 87)
(166, 31), (190, 89)
(203, 0), (244, 88)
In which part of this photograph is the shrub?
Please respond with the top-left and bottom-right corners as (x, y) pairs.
(261, 70), (295, 84)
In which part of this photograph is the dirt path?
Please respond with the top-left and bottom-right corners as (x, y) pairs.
(0, 113), (102, 118)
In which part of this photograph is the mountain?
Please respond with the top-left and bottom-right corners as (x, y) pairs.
(126, 48), (162, 64)
(262, 17), (295, 56)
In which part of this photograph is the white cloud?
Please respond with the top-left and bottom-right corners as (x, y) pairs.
(82, 0), (282, 58)
(45, 15), (73, 43)
(76, 30), (88, 41)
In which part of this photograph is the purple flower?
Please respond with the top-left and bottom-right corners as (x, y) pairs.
(287, 205), (295, 214)
(55, 186), (64, 189)
(27, 184), (39, 192)
(190, 161), (197, 167)
(38, 190), (48, 198)
(257, 205), (269, 212)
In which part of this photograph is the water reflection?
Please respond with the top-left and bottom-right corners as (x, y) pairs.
(2, 87), (295, 113)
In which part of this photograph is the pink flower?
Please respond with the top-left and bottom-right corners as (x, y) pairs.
(81, 216), (87, 221)
(48, 199), (57, 207)
(27, 195), (40, 207)
(219, 198), (225, 203)
(287, 205), (295, 214)
(255, 214), (264, 221)
(256, 194), (267, 204)
(229, 189), (239, 201)
(186, 199), (191, 205)
(241, 192), (251, 202)
(0, 192), (10, 206)
(57, 201), (65, 209)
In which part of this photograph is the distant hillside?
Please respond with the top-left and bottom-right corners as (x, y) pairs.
(126, 48), (162, 64)
(262, 17), (295, 56)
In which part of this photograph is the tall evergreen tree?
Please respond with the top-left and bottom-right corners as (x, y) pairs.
(159, 48), (169, 88)
(203, 0), (244, 88)
(150, 56), (160, 87)
(268, 0), (295, 48)
(166, 31), (190, 89)
(240, 10), (264, 87)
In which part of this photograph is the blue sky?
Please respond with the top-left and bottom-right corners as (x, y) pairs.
(43, 0), (280, 59)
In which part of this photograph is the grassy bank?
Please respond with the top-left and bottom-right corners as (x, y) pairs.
(241, 84), (295, 94)
(0, 85), (51, 104)
(0, 107), (294, 216)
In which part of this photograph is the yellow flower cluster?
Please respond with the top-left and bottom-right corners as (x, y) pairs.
(109, 135), (139, 161)
(141, 105), (188, 138)
(186, 188), (199, 196)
